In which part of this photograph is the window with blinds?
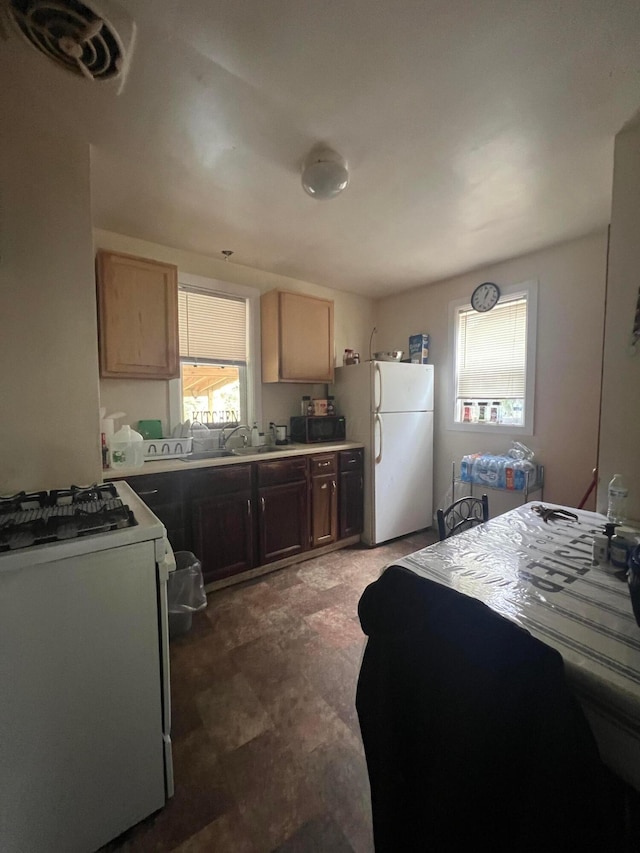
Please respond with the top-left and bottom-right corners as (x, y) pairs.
(178, 288), (247, 364)
(454, 294), (529, 426)
(178, 287), (248, 426)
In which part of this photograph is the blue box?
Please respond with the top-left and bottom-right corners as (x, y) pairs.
(409, 333), (429, 364)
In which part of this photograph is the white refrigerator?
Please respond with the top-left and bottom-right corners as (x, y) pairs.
(333, 361), (434, 546)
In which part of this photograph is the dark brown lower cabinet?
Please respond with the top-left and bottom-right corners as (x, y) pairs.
(124, 471), (186, 552)
(188, 466), (254, 583)
(191, 491), (254, 583)
(339, 449), (364, 538)
(256, 456), (309, 564)
(310, 453), (338, 547)
(118, 446), (363, 585)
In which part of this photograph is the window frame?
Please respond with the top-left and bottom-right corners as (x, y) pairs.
(447, 279), (538, 436)
(168, 272), (261, 430)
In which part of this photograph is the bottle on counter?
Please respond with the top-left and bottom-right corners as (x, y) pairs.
(327, 396), (336, 416)
(607, 475), (628, 524)
(109, 424), (144, 469)
(101, 432), (109, 469)
(251, 422), (260, 447)
(591, 534), (609, 568)
(343, 349), (354, 366)
(301, 396), (311, 416)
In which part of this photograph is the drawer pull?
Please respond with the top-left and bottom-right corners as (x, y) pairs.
(138, 489), (159, 497)
(321, 483), (327, 490)
(319, 461), (331, 467)
(348, 458), (357, 464)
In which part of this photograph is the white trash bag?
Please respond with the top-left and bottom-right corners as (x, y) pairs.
(168, 551), (207, 637)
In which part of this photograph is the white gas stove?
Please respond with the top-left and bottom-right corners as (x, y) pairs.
(0, 480), (174, 853)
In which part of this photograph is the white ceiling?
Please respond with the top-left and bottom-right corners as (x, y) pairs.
(4, 0), (640, 297)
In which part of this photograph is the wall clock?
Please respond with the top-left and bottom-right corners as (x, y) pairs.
(471, 281), (500, 312)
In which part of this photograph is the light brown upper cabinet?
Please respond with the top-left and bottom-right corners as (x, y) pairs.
(261, 289), (334, 383)
(96, 250), (179, 380)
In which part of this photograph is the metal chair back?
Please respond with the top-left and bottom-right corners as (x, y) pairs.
(437, 494), (489, 541)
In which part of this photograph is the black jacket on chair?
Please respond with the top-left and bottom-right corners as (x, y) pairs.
(356, 565), (615, 852)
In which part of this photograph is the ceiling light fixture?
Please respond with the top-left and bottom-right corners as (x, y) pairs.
(301, 146), (349, 200)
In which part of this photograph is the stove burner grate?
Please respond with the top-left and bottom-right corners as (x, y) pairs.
(0, 485), (137, 552)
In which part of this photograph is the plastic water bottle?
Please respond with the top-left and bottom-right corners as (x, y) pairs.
(607, 474), (628, 524)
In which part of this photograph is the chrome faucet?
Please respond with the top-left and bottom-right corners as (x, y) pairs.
(219, 424), (252, 449)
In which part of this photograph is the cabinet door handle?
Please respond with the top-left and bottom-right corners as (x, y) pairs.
(321, 483), (327, 490)
(360, 476), (364, 490)
(332, 480), (336, 493)
(261, 496), (265, 513)
(138, 489), (159, 497)
(247, 499), (251, 518)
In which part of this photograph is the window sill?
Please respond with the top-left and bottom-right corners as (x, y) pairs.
(447, 421), (533, 437)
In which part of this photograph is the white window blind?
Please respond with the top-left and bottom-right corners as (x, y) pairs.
(178, 287), (247, 363)
(456, 297), (527, 399)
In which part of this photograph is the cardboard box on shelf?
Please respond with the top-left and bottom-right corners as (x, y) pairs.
(409, 334), (430, 364)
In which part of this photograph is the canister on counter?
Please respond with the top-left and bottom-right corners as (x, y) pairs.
(610, 534), (630, 570)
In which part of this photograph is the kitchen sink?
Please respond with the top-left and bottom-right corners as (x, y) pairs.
(180, 450), (236, 461)
(231, 446), (283, 455)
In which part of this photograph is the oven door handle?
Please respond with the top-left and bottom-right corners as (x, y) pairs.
(157, 536), (175, 797)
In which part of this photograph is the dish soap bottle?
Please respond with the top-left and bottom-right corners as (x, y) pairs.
(251, 422), (260, 447)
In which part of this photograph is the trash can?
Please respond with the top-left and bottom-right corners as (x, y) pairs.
(168, 551), (207, 638)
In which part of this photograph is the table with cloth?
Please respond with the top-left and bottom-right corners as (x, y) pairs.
(356, 502), (640, 851)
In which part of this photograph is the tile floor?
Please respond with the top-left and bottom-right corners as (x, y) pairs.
(104, 529), (438, 853)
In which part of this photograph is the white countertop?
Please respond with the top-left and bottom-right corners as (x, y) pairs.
(104, 440), (364, 478)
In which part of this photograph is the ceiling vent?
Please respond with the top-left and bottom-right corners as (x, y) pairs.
(6, 0), (136, 90)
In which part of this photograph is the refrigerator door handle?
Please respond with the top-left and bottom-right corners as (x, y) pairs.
(374, 363), (382, 412)
(375, 413), (383, 464)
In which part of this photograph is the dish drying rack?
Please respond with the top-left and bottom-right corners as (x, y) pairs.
(143, 437), (193, 459)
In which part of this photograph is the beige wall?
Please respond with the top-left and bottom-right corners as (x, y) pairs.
(95, 230), (375, 433)
(598, 123), (640, 520)
(0, 108), (101, 492)
(374, 231), (608, 515)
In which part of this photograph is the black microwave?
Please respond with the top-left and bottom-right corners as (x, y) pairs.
(290, 415), (346, 444)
